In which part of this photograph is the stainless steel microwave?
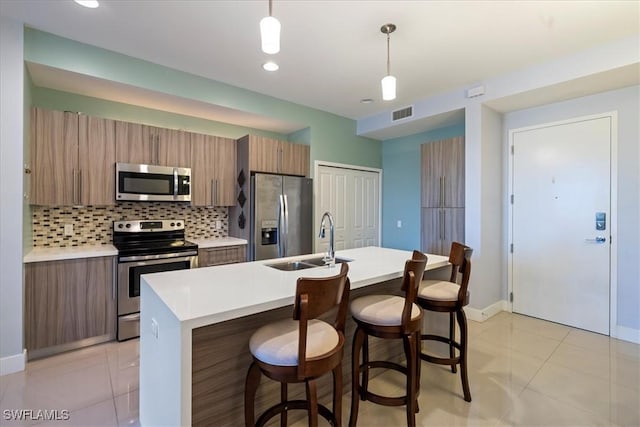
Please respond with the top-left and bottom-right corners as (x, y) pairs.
(116, 163), (191, 202)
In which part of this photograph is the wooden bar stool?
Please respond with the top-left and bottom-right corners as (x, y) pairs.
(349, 251), (427, 427)
(244, 263), (350, 427)
(417, 242), (473, 402)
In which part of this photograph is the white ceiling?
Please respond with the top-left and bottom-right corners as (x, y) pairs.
(2, 0), (639, 138)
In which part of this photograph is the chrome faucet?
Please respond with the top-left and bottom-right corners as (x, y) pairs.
(318, 211), (335, 266)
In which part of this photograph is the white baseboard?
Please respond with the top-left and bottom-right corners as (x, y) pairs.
(464, 300), (508, 322)
(0, 349), (26, 376)
(612, 325), (640, 344)
(465, 301), (639, 344)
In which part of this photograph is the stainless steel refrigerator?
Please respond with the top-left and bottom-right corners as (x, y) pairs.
(250, 173), (313, 261)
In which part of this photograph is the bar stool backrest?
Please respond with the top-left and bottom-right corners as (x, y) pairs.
(401, 250), (428, 329)
(447, 242), (473, 302)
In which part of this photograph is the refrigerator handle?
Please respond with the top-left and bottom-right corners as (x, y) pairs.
(283, 194), (289, 257)
(278, 194), (285, 258)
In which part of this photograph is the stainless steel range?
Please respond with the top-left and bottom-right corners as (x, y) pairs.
(113, 219), (198, 341)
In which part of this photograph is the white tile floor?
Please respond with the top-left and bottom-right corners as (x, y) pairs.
(1, 312), (638, 426)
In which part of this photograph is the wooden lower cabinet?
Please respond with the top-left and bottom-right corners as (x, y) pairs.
(421, 207), (465, 256)
(25, 256), (116, 356)
(198, 245), (246, 267)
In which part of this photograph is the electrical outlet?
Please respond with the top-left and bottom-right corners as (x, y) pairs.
(64, 224), (74, 236)
(396, 220), (402, 228)
(216, 220), (222, 229)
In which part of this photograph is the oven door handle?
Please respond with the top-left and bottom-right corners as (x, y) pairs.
(120, 313), (141, 322)
(119, 251), (198, 263)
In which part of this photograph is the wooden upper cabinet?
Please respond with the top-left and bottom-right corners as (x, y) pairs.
(156, 127), (191, 168)
(31, 108), (78, 205)
(280, 141), (310, 177)
(247, 135), (280, 174)
(115, 121), (153, 164)
(115, 122), (190, 167)
(214, 136), (237, 206)
(79, 115), (116, 206)
(190, 133), (236, 206)
(242, 135), (310, 177)
(421, 136), (465, 208)
(30, 108), (115, 206)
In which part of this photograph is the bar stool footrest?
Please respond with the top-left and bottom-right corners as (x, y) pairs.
(420, 334), (461, 365)
(356, 360), (413, 407)
(256, 400), (337, 427)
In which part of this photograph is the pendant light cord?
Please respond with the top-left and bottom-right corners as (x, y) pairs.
(386, 30), (391, 76)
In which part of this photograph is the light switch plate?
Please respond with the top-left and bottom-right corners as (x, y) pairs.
(216, 220), (222, 229)
(151, 318), (159, 339)
(64, 224), (73, 236)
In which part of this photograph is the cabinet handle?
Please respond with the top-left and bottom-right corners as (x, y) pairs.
(72, 169), (78, 205)
(442, 176), (446, 207)
(215, 180), (219, 205)
(78, 170), (82, 205)
(439, 176), (444, 207)
(440, 209), (445, 240)
(278, 147), (282, 173)
(156, 135), (160, 164)
(112, 257), (117, 300)
(211, 179), (216, 206)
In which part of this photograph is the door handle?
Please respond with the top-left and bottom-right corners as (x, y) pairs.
(584, 236), (606, 243)
(278, 194), (285, 257)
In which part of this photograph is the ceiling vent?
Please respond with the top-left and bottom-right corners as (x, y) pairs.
(392, 105), (413, 121)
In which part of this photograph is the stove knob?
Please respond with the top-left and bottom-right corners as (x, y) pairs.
(176, 222), (182, 227)
(118, 224), (124, 229)
(170, 222), (175, 227)
(125, 223), (131, 228)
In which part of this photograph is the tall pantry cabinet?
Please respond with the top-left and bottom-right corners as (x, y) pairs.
(421, 136), (465, 255)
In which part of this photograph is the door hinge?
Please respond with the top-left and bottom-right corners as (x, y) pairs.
(510, 194), (514, 204)
(511, 145), (514, 155)
(510, 292), (514, 302)
(510, 243), (514, 253)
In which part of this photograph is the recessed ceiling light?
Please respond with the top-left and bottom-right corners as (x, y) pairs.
(360, 98), (374, 104)
(262, 61), (279, 72)
(74, 0), (99, 8)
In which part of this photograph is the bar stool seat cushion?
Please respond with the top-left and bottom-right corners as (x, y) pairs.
(418, 280), (460, 301)
(351, 295), (421, 326)
(249, 318), (339, 366)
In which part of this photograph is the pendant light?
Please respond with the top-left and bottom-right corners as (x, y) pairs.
(260, 0), (281, 54)
(381, 23), (397, 101)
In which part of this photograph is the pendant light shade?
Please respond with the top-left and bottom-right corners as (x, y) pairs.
(380, 23), (397, 101)
(381, 75), (396, 101)
(261, 0), (280, 54)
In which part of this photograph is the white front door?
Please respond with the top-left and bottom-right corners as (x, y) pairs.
(511, 115), (612, 335)
(315, 164), (380, 253)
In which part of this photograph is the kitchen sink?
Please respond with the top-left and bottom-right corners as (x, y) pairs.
(266, 256), (353, 271)
(267, 261), (317, 271)
(299, 257), (352, 266)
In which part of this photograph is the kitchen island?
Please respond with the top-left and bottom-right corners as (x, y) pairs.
(139, 246), (449, 426)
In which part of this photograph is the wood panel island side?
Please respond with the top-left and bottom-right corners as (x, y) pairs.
(139, 246), (450, 426)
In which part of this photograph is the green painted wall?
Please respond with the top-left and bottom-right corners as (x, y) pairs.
(32, 87), (290, 141)
(24, 28), (381, 169)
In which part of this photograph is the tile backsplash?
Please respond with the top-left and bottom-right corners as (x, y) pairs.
(32, 202), (228, 247)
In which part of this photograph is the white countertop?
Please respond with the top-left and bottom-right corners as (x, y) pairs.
(190, 237), (247, 249)
(23, 237), (247, 263)
(23, 244), (118, 263)
(143, 246), (449, 330)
